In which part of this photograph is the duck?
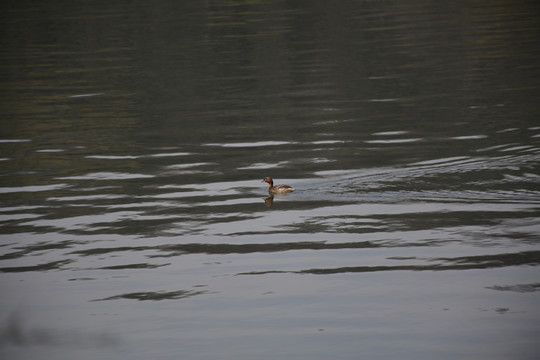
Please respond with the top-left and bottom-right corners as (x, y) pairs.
(262, 177), (295, 193)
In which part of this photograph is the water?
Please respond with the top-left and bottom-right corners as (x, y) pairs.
(1, 1), (540, 359)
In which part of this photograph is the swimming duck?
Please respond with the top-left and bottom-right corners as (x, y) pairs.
(262, 177), (295, 193)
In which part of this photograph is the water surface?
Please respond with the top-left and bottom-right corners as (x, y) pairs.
(1, 1), (540, 359)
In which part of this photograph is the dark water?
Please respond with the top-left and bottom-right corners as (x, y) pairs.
(2, 1), (540, 359)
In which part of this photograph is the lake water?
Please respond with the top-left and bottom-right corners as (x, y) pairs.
(1, 1), (540, 359)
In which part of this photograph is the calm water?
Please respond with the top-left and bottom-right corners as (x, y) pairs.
(1, 1), (540, 359)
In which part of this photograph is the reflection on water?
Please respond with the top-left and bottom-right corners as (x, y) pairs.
(92, 289), (209, 302)
(1, 0), (540, 359)
(486, 283), (540, 293)
(264, 195), (275, 206)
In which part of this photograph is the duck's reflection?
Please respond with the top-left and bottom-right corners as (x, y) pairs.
(264, 195), (274, 206)
(264, 193), (295, 206)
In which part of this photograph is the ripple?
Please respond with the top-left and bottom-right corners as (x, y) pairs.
(0, 259), (73, 273)
(58, 172), (154, 180)
(409, 156), (470, 166)
(97, 263), (169, 270)
(166, 162), (214, 169)
(203, 141), (296, 147)
(486, 283), (540, 293)
(238, 161), (289, 170)
(86, 152), (190, 160)
(371, 131), (409, 136)
(238, 251), (540, 275)
(496, 128), (519, 133)
(148, 152), (190, 158)
(0, 213), (43, 222)
(368, 98), (397, 102)
(92, 289), (208, 302)
(86, 155), (140, 159)
(310, 140), (347, 144)
(0, 183), (69, 193)
(312, 152), (540, 204)
(499, 145), (534, 152)
(153, 189), (239, 199)
(365, 138), (422, 144)
(47, 194), (128, 202)
(0, 139), (31, 143)
(68, 93), (104, 98)
(36, 149), (66, 153)
(451, 135), (488, 140)
(476, 144), (514, 152)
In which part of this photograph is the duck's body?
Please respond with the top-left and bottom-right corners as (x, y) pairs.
(262, 177), (295, 193)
